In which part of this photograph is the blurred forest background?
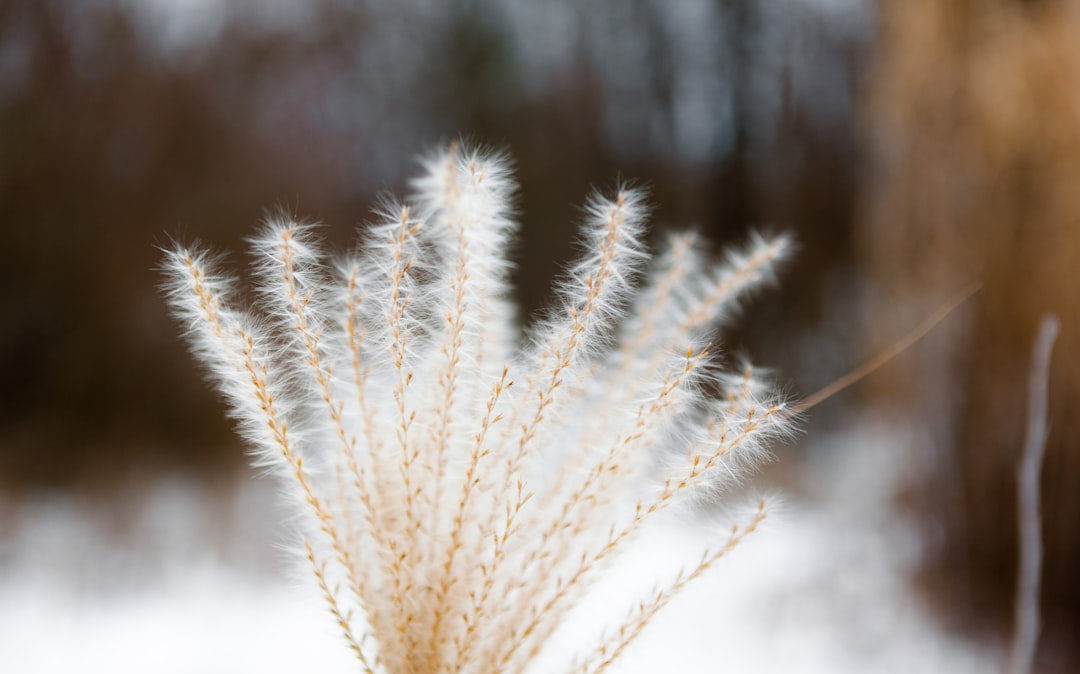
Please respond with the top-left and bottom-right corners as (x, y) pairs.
(0, 0), (1076, 669)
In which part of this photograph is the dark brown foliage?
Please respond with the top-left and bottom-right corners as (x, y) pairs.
(1, 0), (860, 489)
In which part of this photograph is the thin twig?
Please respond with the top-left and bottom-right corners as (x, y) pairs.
(1008, 313), (1059, 674)
(793, 281), (981, 414)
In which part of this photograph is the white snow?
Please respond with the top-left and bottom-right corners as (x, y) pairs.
(0, 423), (998, 673)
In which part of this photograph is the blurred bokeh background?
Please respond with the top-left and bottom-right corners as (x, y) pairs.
(1, 0), (1076, 671)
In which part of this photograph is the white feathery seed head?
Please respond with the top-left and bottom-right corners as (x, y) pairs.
(163, 144), (796, 674)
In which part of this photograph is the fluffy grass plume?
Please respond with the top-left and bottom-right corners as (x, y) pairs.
(163, 143), (794, 674)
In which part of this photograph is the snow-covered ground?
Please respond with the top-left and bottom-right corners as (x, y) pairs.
(0, 423), (998, 673)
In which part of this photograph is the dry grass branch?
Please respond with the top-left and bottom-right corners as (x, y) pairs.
(163, 145), (794, 674)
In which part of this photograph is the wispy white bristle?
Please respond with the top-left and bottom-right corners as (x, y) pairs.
(163, 144), (795, 674)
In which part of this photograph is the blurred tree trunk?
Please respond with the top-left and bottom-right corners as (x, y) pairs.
(858, 0), (1080, 668)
